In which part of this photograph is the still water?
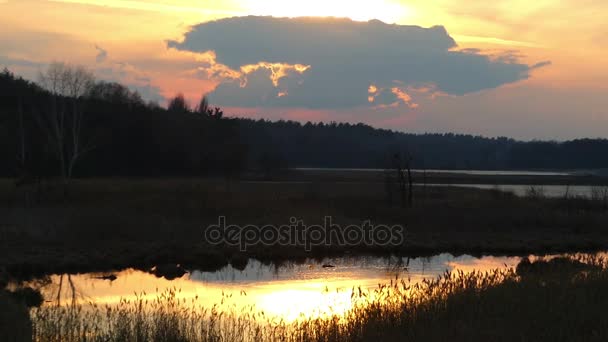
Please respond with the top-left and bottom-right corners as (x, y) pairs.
(33, 254), (540, 321)
(433, 183), (601, 198)
(278, 168), (608, 198)
(295, 168), (576, 176)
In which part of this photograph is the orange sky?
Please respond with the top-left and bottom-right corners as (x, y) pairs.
(1, 0), (606, 139)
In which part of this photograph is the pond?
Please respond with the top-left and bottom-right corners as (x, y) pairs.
(26, 253), (584, 322)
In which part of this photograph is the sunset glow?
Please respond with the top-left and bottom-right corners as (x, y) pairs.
(242, 0), (412, 23)
(36, 256), (523, 322)
(1, 0), (606, 139)
(3, 3), (608, 338)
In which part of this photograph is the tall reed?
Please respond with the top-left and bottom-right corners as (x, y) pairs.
(31, 256), (608, 342)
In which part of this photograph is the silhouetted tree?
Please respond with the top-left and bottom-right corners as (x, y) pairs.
(387, 152), (413, 208)
(3, 67), (608, 184)
(36, 62), (96, 191)
(168, 93), (190, 113)
(1, 68), (49, 199)
(208, 107), (223, 120)
(88, 81), (144, 108)
(195, 95), (209, 116)
(195, 94), (223, 119)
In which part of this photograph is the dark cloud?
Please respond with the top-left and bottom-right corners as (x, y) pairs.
(95, 45), (108, 63)
(531, 61), (552, 69)
(168, 16), (544, 109)
(0, 55), (42, 68)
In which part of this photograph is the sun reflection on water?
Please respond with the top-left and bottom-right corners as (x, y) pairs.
(32, 254), (525, 322)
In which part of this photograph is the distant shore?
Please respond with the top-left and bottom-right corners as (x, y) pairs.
(260, 168), (608, 186)
(2, 170), (608, 279)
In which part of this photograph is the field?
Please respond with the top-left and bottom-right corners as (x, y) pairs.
(1, 170), (608, 279)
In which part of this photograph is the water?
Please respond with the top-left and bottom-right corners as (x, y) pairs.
(295, 168), (576, 176)
(246, 180), (603, 198)
(283, 168), (608, 198)
(430, 183), (601, 198)
(29, 253), (568, 321)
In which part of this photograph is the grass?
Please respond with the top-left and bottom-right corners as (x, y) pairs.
(28, 256), (608, 342)
(2, 175), (608, 279)
(0, 290), (33, 342)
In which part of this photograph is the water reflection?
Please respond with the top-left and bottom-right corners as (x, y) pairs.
(435, 183), (600, 198)
(32, 254), (527, 321)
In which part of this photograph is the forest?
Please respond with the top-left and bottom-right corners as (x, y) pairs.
(1, 65), (607, 182)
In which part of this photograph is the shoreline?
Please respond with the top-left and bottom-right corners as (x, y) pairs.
(5, 244), (608, 282)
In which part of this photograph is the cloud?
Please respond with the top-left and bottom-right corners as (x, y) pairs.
(367, 84), (420, 109)
(94, 53), (165, 104)
(531, 61), (552, 69)
(168, 16), (546, 109)
(0, 35), (165, 105)
(0, 55), (43, 68)
(95, 45), (108, 63)
(451, 34), (543, 48)
(403, 84), (608, 141)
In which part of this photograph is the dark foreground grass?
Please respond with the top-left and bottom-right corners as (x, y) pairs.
(0, 291), (33, 342)
(2, 177), (608, 278)
(28, 256), (608, 342)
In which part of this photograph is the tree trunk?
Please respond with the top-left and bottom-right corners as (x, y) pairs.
(406, 160), (413, 208)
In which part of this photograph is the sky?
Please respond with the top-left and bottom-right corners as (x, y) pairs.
(0, 0), (607, 140)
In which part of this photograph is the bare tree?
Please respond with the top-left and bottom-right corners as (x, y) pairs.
(405, 154), (413, 207)
(36, 62), (96, 193)
(16, 96), (26, 175)
(168, 93), (190, 113)
(14, 96), (40, 204)
(195, 95), (209, 115)
(39, 62), (94, 98)
(386, 151), (414, 208)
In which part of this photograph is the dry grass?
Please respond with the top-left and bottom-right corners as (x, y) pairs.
(29, 256), (608, 342)
(2, 177), (608, 279)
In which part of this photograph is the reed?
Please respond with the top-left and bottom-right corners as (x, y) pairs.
(4, 178), (608, 279)
(30, 256), (608, 342)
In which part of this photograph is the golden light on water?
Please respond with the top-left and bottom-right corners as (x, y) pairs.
(35, 255), (524, 322)
(446, 256), (521, 274)
(41, 271), (387, 321)
(254, 284), (354, 321)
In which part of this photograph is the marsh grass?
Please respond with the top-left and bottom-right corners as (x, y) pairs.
(30, 256), (608, 342)
(0, 291), (32, 342)
(3, 177), (608, 278)
(525, 185), (546, 199)
(591, 186), (608, 210)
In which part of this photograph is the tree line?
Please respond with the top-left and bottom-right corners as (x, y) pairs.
(1, 65), (608, 184)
